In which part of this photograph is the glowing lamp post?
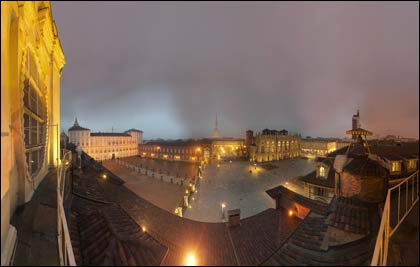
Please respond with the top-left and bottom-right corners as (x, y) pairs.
(221, 203), (226, 219)
(185, 252), (197, 266)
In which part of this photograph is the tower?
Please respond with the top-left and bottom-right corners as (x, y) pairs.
(212, 114), (221, 139)
(352, 109), (361, 139)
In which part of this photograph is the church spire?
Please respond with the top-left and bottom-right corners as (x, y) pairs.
(212, 113), (221, 139)
(74, 117), (80, 127)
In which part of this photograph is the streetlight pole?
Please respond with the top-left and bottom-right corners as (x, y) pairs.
(221, 203), (226, 219)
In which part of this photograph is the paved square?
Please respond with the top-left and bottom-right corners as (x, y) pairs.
(105, 157), (315, 222)
(185, 158), (315, 222)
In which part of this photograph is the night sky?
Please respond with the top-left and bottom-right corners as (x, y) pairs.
(52, 2), (419, 140)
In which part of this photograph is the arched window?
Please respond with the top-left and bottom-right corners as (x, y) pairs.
(318, 166), (326, 178)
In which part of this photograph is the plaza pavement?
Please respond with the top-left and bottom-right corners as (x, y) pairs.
(184, 158), (315, 222)
(105, 157), (315, 222)
(103, 160), (185, 213)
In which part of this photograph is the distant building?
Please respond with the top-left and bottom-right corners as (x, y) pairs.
(139, 139), (212, 163)
(68, 118), (142, 161)
(300, 138), (337, 158)
(250, 129), (300, 162)
(138, 137), (246, 163)
(211, 138), (246, 160)
(1, 2), (65, 264)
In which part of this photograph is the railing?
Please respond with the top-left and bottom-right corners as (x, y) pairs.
(57, 150), (76, 266)
(371, 170), (419, 266)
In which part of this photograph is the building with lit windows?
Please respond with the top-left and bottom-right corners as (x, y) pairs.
(211, 138), (246, 160)
(1, 2), (65, 264)
(300, 138), (337, 158)
(139, 139), (212, 163)
(249, 129), (301, 162)
(68, 118), (142, 161)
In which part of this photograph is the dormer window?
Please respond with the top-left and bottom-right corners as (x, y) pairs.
(390, 161), (401, 173)
(318, 166), (326, 178)
(407, 159), (417, 170)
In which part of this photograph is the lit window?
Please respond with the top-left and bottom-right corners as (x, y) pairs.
(407, 160), (416, 170)
(318, 166), (326, 177)
(391, 161), (401, 172)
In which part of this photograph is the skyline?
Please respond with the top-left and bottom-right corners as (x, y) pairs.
(52, 2), (419, 139)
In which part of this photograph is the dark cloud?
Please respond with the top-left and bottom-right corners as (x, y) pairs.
(52, 1), (419, 139)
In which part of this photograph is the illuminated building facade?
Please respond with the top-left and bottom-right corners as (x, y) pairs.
(139, 139), (212, 163)
(68, 118), (142, 161)
(139, 138), (246, 163)
(1, 2), (65, 264)
(211, 138), (246, 160)
(300, 138), (337, 158)
(250, 129), (300, 162)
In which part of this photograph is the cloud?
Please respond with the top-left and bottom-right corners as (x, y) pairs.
(53, 2), (419, 139)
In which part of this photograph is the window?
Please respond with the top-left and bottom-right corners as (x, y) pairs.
(23, 50), (46, 177)
(390, 161), (401, 172)
(318, 166), (326, 178)
(314, 187), (326, 197)
(407, 160), (417, 170)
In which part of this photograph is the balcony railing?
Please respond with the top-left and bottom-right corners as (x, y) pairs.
(57, 150), (76, 266)
(371, 170), (419, 266)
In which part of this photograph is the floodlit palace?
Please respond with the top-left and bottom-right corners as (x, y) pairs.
(67, 118), (143, 161)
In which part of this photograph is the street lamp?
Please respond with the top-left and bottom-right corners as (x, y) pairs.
(221, 203), (226, 219)
(185, 252), (197, 266)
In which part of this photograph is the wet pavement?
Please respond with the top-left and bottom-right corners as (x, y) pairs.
(184, 158), (315, 222)
(105, 157), (315, 222)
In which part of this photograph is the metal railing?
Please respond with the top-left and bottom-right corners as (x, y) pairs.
(57, 150), (76, 266)
(371, 170), (419, 266)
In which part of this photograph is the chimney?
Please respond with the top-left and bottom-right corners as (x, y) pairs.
(227, 209), (241, 227)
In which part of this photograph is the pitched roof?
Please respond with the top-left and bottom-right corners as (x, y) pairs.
(328, 141), (419, 158)
(91, 132), (131, 137)
(126, 128), (143, 133)
(343, 156), (388, 177)
(262, 196), (379, 266)
(299, 157), (335, 188)
(70, 197), (167, 266)
(266, 185), (329, 215)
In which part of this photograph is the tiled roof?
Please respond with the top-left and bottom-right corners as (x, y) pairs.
(327, 197), (371, 235)
(343, 156), (388, 177)
(263, 227), (375, 266)
(68, 150), (382, 266)
(262, 199), (380, 266)
(299, 170), (335, 188)
(266, 185), (329, 215)
(72, 173), (110, 203)
(229, 208), (302, 266)
(91, 132), (131, 137)
(69, 197), (167, 266)
(299, 157), (335, 188)
(328, 141), (419, 158)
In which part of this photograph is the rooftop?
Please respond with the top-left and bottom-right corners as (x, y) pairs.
(90, 132), (131, 137)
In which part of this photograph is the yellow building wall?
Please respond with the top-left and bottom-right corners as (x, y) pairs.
(1, 2), (65, 264)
